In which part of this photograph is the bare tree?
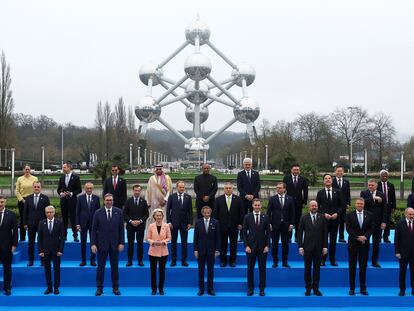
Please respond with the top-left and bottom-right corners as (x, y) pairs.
(114, 97), (128, 150)
(95, 101), (104, 162)
(103, 101), (113, 160)
(370, 112), (396, 168)
(332, 106), (371, 171)
(0, 51), (14, 147)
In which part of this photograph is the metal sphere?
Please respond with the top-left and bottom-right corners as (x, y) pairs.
(233, 97), (260, 124)
(184, 137), (209, 151)
(232, 63), (256, 87)
(185, 81), (209, 104)
(185, 105), (209, 124)
(184, 53), (212, 81)
(185, 19), (210, 45)
(134, 96), (161, 123)
(139, 62), (163, 86)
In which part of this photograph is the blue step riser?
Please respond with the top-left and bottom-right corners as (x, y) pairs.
(15, 243), (398, 262)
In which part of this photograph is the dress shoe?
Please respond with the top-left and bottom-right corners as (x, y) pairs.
(330, 261), (338, 266)
(411, 289), (414, 296)
(207, 290), (216, 296)
(44, 288), (52, 295)
(73, 236), (79, 242)
(372, 262), (381, 268)
(272, 262), (278, 268)
(126, 262), (132, 267)
(349, 289), (355, 296)
(159, 290), (165, 295)
(27, 261), (33, 267)
(4, 289), (11, 296)
(79, 261), (86, 267)
(90, 261), (97, 267)
(247, 289), (254, 296)
(197, 290), (204, 296)
(220, 262), (227, 267)
(19, 238), (26, 242)
(398, 290), (405, 296)
(314, 289), (323, 296)
(54, 289), (60, 295)
(259, 290), (265, 296)
(339, 238), (347, 243)
(170, 260), (176, 267)
(138, 261), (144, 266)
(229, 262), (236, 267)
(383, 239), (391, 244)
(360, 289), (368, 296)
(95, 288), (103, 296)
(181, 261), (189, 267)
(40, 262), (44, 267)
(305, 290), (311, 296)
(320, 261), (325, 266)
(282, 262), (290, 268)
(151, 290), (156, 295)
(113, 288), (121, 295)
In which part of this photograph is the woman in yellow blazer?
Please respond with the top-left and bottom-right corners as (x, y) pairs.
(146, 208), (171, 295)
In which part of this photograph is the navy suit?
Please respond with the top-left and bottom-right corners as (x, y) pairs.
(76, 193), (101, 263)
(237, 170), (261, 214)
(394, 219), (414, 291)
(37, 218), (65, 290)
(103, 176), (127, 209)
(167, 192), (193, 262)
(0, 209), (18, 290)
(360, 190), (387, 263)
(23, 193), (50, 262)
(332, 177), (351, 239)
(267, 194), (295, 264)
(57, 172), (82, 239)
(194, 218), (221, 292)
(377, 181), (396, 241)
(91, 207), (125, 290)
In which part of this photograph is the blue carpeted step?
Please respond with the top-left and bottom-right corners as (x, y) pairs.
(0, 287), (411, 307)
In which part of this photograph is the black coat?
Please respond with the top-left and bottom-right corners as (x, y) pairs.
(297, 213), (328, 252)
(394, 219), (414, 258)
(237, 170), (261, 199)
(316, 188), (345, 216)
(103, 176), (127, 208)
(37, 218), (65, 255)
(0, 209), (18, 252)
(242, 213), (271, 253)
(360, 190), (387, 224)
(23, 193), (50, 227)
(123, 196), (149, 230)
(57, 173), (82, 201)
(345, 210), (374, 250)
(193, 174), (218, 202)
(193, 218), (221, 256)
(213, 194), (244, 230)
(377, 181), (396, 211)
(91, 207), (125, 252)
(167, 192), (193, 229)
(408, 193), (414, 209)
(267, 194), (295, 227)
(283, 175), (308, 207)
(332, 177), (351, 206)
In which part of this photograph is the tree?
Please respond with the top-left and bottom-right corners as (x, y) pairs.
(0, 51), (14, 147)
(103, 101), (113, 160)
(95, 101), (104, 162)
(114, 97), (128, 150)
(370, 112), (395, 168)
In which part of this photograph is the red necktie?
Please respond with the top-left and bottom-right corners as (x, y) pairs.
(113, 176), (117, 190)
(409, 221), (413, 233)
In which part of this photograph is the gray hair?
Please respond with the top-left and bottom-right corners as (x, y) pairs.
(243, 157), (252, 165)
(45, 205), (55, 212)
(379, 169), (389, 176)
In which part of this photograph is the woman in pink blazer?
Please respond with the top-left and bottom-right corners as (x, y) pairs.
(146, 208), (171, 295)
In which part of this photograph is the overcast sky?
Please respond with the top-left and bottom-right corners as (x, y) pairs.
(1, 0), (413, 141)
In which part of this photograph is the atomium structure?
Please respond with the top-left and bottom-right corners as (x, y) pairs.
(135, 17), (260, 158)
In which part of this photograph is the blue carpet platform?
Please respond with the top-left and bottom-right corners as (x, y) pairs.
(0, 230), (412, 309)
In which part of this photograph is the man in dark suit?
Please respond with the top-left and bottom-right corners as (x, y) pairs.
(0, 196), (18, 296)
(409, 193), (414, 209)
(91, 193), (125, 296)
(332, 165), (351, 243)
(57, 161), (82, 241)
(395, 207), (414, 296)
(346, 198), (374, 296)
(283, 164), (308, 242)
(316, 174), (344, 266)
(267, 182), (295, 268)
(23, 181), (50, 266)
(194, 163), (218, 219)
(123, 184), (149, 267)
(243, 199), (271, 296)
(213, 182), (244, 267)
(377, 170), (396, 243)
(167, 181), (193, 267)
(360, 179), (387, 267)
(38, 206), (65, 295)
(298, 200), (328, 296)
(194, 206), (221, 296)
(76, 182), (100, 267)
(237, 157), (261, 214)
(103, 164), (127, 209)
